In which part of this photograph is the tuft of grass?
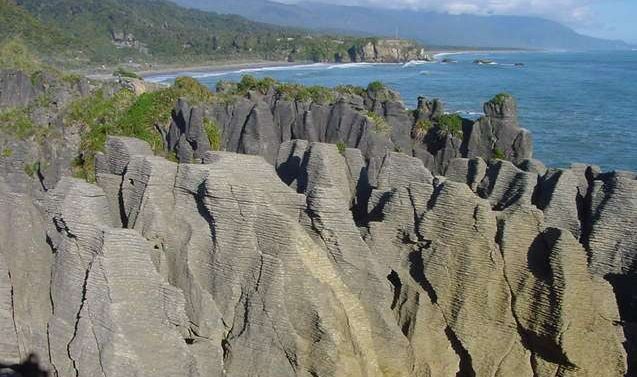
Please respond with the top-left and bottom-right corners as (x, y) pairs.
(62, 73), (83, 85)
(113, 67), (142, 80)
(275, 83), (335, 104)
(236, 74), (276, 94)
(1, 148), (12, 158)
(367, 81), (385, 92)
(23, 161), (39, 178)
(490, 93), (512, 106)
(336, 142), (347, 154)
(66, 88), (137, 181)
(204, 118), (222, 151)
(0, 38), (45, 74)
(68, 76), (214, 181)
(335, 85), (366, 97)
(412, 119), (432, 141)
(173, 76), (214, 104)
(0, 107), (50, 142)
(0, 108), (35, 139)
(435, 113), (463, 138)
(492, 148), (506, 160)
(365, 111), (391, 134)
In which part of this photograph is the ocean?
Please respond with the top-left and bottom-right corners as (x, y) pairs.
(148, 50), (637, 172)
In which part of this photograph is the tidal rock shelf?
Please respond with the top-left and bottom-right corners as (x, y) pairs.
(0, 130), (635, 376)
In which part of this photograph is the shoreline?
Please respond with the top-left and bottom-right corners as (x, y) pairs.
(138, 60), (308, 79)
(129, 49), (537, 82)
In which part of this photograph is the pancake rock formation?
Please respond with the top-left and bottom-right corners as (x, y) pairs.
(0, 75), (635, 376)
(0, 132), (635, 377)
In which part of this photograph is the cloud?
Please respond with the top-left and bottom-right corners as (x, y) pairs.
(283, 0), (614, 27)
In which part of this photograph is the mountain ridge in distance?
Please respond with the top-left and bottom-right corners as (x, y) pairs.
(172, 0), (630, 50)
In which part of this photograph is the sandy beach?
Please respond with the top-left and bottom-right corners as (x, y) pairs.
(82, 60), (308, 81)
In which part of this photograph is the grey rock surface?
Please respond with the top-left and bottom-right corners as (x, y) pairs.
(167, 86), (531, 176)
(1, 73), (636, 376)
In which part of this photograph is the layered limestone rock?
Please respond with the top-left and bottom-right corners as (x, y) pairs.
(166, 86), (531, 175)
(0, 134), (633, 377)
(347, 39), (430, 63)
(466, 94), (532, 164)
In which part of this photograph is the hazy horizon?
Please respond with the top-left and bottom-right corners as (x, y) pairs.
(274, 0), (636, 44)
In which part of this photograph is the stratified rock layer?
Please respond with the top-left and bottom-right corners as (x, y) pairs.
(167, 87), (532, 176)
(0, 134), (634, 377)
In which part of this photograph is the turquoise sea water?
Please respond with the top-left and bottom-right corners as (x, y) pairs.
(149, 51), (637, 171)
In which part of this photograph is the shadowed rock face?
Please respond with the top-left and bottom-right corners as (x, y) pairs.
(0, 134), (634, 377)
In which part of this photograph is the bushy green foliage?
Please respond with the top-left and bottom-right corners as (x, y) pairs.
(334, 85), (366, 97)
(113, 67), (142, 80)
(276, 83), (335, 104)
(0, 39), (46, 74)
(365, 111), (391, 134)
(68, 76), (213, 181)
(336, 142), (347, 154)
(5, 0), (403, 67)
(367, 81), (385, 92)
(412, 119), (432, 140)
(0, 107), (50, 142)
(0, 1), (77, 65)
(491, 93), (512, 106)
(235, 75), (278, 95)
(0, 108), (34, 139)
(435, 113), (464, 138)
(492, 148), (506, 160)
(173, 76), (214, 104)
(23, 161), (40, 178)
(204, 118), (222, 151)
(67, 88), (137, 181)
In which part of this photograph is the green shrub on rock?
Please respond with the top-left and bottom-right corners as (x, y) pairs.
(335, 85), (366, 97)
(412, 119), (432, 141)
(113, 67), (142, 80)
(436, 113), (463, 138)
(365, 111), (391, 134)
(367, 81), (385, 92)
(23, 161), (39, 178)
(275, 83), (335, 104)
(204, 118), (222, 151)
(490, 92), (512, 106)
(492, 148), (506, 160)
(336, 142), (347, 154)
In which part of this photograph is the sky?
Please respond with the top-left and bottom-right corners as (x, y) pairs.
(284, 0), (637, 43)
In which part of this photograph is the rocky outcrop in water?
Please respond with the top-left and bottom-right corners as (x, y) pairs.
(0, 131), (634, 376)
(347, 39), (431, 63)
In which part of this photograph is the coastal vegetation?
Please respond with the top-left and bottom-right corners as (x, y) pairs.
(412, 119), (433, 141)
(204, 118), (222, 151)
(0, 0), (424, 70)
(365, 111), (391, 134)
(491, 92), (513, 106)
(69, 76), (213, 180)
(113, 67), (142, 80)
(492, 148), (506, 160)
(436, 113), (463, 138)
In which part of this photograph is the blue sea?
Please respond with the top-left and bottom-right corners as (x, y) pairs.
(149, 51), (637, 172)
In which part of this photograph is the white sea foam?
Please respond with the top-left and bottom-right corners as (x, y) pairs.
(234, 63), (329, 73)
(433, 51), (468, 59)
(325, 62), (386, 69)
(146, 63), (330, 82)
(402, 60), (433, 68)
